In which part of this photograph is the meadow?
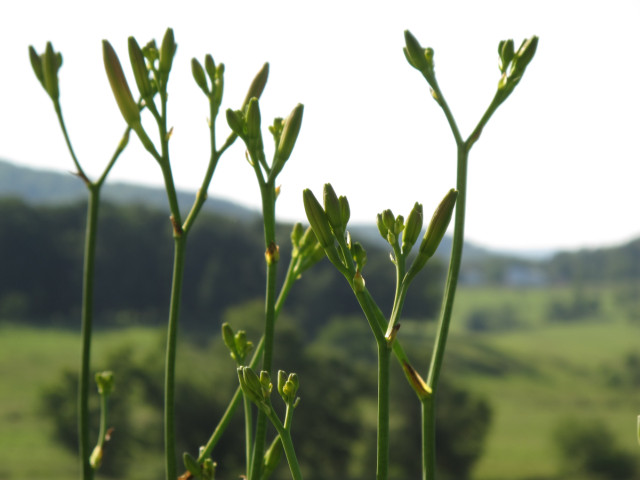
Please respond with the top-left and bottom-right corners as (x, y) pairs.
(2, 283), (638, 479)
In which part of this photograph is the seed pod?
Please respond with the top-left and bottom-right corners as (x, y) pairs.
(103, 40), (141, 127)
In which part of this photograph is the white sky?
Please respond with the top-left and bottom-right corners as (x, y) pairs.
(2, 1), (639, 252)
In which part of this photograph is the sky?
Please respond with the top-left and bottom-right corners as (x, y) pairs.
(2, 1), (639, 253)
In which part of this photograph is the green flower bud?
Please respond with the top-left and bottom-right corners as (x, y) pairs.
(95, 371), (114, 396)
(498, 39), (515, 74)
(323, 183), (343, 232)
(351, 242), (367, 272)
(204, 54), (216, 82)
(242, 62), (269, 108)
(353, 271), (366, 292)
(420, 188), (458, 258)
(402, 202), (423, 253)
(159, 28), (177, 75)
(226, 109), (245, 137)
(382, 209), (395, 232)
(276, 103), (304, 164)
(299, 225), (319, 252)
(403, 30), (428, 72)
(339, 196), (350, 227)
(221, 322), (238, 360)
(212, 63), (225, 107)
(202, 458), (216, 480)
(28, 46), (45, 87)
(263, 435), (284, 478)
(128, 37), (152, 99)
(376, 213), (388, 239)
(238, 366), (264, 405)
(245, 98), (262, 144)
(303, 189), (334, 248)
(513, 36), (538, 72)
(183, 452), (202, 477)
(191, 58), (209, 95)
(394, 215), (405, 236)
(42, 42), (62, 102)
(103, 40), (141, 127)
(90, 444), (103, 469)
(290, 222), (304, 251)
(283, 377), (298, 401)
(259, 370), (272, 398)
(277, 370), (288, 399)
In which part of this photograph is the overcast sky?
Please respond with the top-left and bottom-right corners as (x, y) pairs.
(2, 1), (639, 253)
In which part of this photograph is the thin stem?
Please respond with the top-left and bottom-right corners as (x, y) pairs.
(267, 410), (303, 480)
(164, 234), (187, 480)
(376, 343), (391, 480)
(78, 186), (100, 480)
(54, 102), (89, 184)
(243, 394), (254, 479)
(421, 398), (436, 480)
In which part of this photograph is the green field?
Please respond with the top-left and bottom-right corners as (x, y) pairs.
(1, 285), (639, 479)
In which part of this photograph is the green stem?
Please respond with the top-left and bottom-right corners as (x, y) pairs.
(376, 343), (391, 480)
(250, 182), (278, 480)
(79, 186), (100, 480)
(421, 397), (436, 480)
(164, 234), (188, 480)
(267, 410), (303, 480)
(244, 394), (254, 479)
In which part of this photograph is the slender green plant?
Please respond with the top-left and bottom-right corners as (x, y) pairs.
(403, 30), (538, 480)
(29, 42), (132, 480)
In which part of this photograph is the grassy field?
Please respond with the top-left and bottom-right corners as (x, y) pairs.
(1, 284), (639, 479)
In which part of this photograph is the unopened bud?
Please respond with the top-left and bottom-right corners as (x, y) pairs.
(382, 209), (395, 232)
(95, 371), (114, 396)
(221, 322), (238, 360)
(303, 189), (334, 248)
(242, 62), (270, 108)
(498, 39), (515, 74)
(323, 183), (343, 232)
(402, 202), (423, 253)
(376, 213), (388, 239)
(259, 370), (272, 398)
(351, 242), (367, 272)
(103, 40), (141, 127)
(339, 196), (350, 227)
(183, 452), (202, 477)
(353, 271), (366, 292)
(191, 58), (209, 95)
(276, 103), (304, 164)
(245, 98), (262, 143)
(128, 37), (153, 98)
(42, 42), (62, 102)
(158, 28), (177, 75)
(403, 30), (428, 72)
(420, 188), (458, 258)
(226, 109), (245, 137)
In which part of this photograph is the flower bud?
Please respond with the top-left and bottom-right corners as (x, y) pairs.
(303, 189), (334, 248)
(191, 58), (209, 95)
(376, 213), (388, 239)
(103, 40), (141, 127)
(238, 366), (264, 405)
(90, 445), (103, 469)
(221, 322), (238, 360)
(402, 202), (423, 253)
(245, 98), (262, 143)
(420, 188), (458, 258)
(204, 54), (216, 81)
(263, 436), (284, 478)
(226, 109), (245, 138)
(290, 222), (304, 251)
(259, 370), (272, 398)
(95, 371), (114, 396)
(276, 103), (304, 164)
(353, 271), (366, 292)
(242, 62), (270, 108)
(339, 196), (350, 227)
(394, 215), (405, 236)
(382, 209), (395, 232)
(42, 42), (62, 102)
(498, 39), (515, 74)
(323, 183), (343, 232)
(403, 30), (428, 72)
(128, 37), (153, 99)
(28, 46), (45, 88)
(159, 28), (177, 75)
(183, 452), (202, 477)
(351, 242), (367, 272)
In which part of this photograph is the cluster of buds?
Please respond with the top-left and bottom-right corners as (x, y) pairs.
(303, 184), (368, 290)
(221, 322), (253, 365)
(290, 222), (326, 278)
(183, 449), (217, 480)
(277, 370), (300, 407)
(29, 43), (63, 102)
(237, 366), (273, 414)
(226, 99), (304, 182)
(496, 36), (539, 97)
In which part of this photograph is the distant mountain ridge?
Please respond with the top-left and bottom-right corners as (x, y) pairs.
(0, 158), (259, 221)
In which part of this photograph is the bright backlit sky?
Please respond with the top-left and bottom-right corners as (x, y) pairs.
(2, 1), (639, 253)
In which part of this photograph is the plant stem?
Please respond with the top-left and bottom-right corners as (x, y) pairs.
(164, 233), (187, 480)
(376, 343), (391, 480)
(267, 410), (303, 480)
(78, 185), (100, 480)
